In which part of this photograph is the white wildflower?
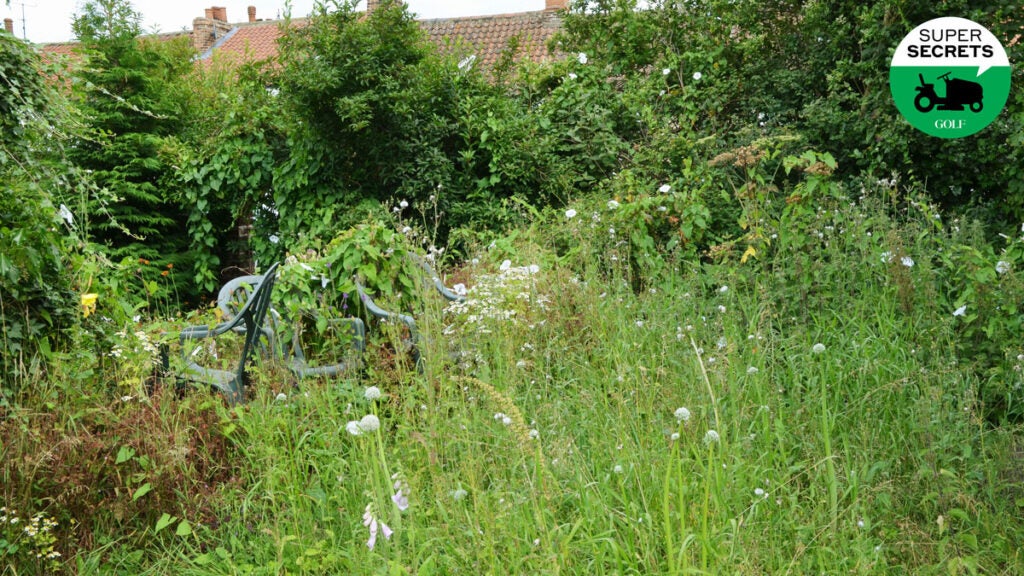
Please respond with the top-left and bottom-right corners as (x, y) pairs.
(269, 234), (279, 244)
(59, 204), (74, 225)
(747, 366), (758, 375)
(529, 429), (540, 440)
(578, 52), (588, 65)
(565, 208), (577, 219)
(567, 72), (577, 80)
(364, 386), (382, 401)
(399, 200), (409, 209)
(812, 343), (826, 354)
(662, 68), (671, 75)
(346, 421), (362, 436)
(674, 407), (691, 422)
(359, 414), (380, 433)
(670, 432), (680, 441)
(703, 429), (720, 444)
(996, 260), (1011, 274)
(607, 199), (620, 210)
(613, 464), (624, 474)
(901, 256), (915, 268)
(718, 285), (728, 294)
(499, 259), (512, 272)
(452, 487), (468, 501)
(692, 71), (702, 81)
(275, 393), (287, 402)
(953, 305), (967, 317)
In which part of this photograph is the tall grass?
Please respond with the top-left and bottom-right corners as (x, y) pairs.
(3, 192), (1023, 575)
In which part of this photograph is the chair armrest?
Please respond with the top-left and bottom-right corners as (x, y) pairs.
(354, 279), (417, 335)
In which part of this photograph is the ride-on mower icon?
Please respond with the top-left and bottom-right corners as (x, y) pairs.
(914, 72), (983, 113)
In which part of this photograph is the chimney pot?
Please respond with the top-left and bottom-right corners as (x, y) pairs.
(248, 6), (257, 22)
(205, 8), (214, 19)
(212, 6), (227, 21)
(3, 18), (13, 34)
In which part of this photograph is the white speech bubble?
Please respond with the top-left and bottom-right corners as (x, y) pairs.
(891, 17), (1008, 77)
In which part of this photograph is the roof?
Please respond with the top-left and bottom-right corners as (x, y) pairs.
(419, 11), (561, 71)
(39, 8), (564, 73)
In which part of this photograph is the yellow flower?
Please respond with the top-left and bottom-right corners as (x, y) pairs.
(81, 293), (99, 318)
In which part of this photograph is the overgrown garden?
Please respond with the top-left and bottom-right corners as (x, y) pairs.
(2, 0), (1023, 573)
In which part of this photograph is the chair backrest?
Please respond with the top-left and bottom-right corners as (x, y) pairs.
(218, 274), (263, 320)
(232, 263), (279, 394)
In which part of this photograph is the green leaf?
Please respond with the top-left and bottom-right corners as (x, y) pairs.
(132, 482), (153, 501)
(116, 445), (135, 464)
(176, 519), (192, 536)
(155, 513), (177, 533)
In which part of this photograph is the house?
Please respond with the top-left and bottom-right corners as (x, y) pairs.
(39, 1), (568, 73)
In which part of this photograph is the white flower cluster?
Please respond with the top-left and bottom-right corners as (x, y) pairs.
(346, 414), (381, 435)
(443, 261), (548, 336)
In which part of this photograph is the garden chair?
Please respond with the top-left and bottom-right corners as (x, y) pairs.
(216, 271), (366, 380)
(177, 262), (280, 405)
(354, 253), (464, 367)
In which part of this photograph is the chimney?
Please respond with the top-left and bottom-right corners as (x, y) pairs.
(367, 0), (379, 14)
(248, 6), (256, 23)
(3, 18), (12, 34)
(212, 6), (227, 21)
(545, 0), (568, 10)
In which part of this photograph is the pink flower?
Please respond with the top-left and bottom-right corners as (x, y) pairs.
(363, 505), (393, 550)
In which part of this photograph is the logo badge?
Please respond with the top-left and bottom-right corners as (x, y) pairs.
(890, 17), (1011, 138)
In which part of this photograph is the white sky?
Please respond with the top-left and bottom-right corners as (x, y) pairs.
(2, 1), (548, 44)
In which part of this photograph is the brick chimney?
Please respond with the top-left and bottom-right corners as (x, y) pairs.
(3, 18), (13, 34)
(545, 0), (568, 10)
(248, 6), (257, 23)
(193, 7), (234, 54)
(367, 0), (379, 13)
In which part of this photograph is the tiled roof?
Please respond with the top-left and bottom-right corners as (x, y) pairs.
(419, 11), (562, 72)
(39, 8), (564, 73)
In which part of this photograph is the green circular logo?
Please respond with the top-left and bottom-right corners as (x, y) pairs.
(890, 17), (1011, 138)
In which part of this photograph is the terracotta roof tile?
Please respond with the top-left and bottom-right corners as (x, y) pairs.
(39, 9), (564, 73)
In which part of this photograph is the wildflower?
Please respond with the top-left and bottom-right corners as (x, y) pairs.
(880, 251), (893, 263)
(613, 464), (624, 474)
(717, 305), (726, 313)
(662, 68), (671, 75)
(674, 407), (691, 422)
(453, 283), (467, 296)
(953, 305), (967, 317)
(659, 184), (671, 193)
(359, 414), (381, 432)
(502, 415), (512, 426)
(607, 199), (620, 210)
(401, 226), (412, 234)
(567, 72), (577, 80)
(81, 293), (98, 318)
(392, 478), (410, 511)
(703, 430), (720, 444)
(719, 285), (728, 294)
(364, 386), (382, 401)
(857, 519), (865, 529)
(499, 259), (512, 272)
(747, 366), (758, 375)
(59, 204), (74, 225)
(275, 393), (287, 402)
(363, 505), (393, 550)
(578, 52), (588, 64)
(345, 421), (362, 436)
(812, 343), (826, 354)
(529, 429), (540, 440)
(901, 256), (915, 268)
(670, 432), (680, 441)
(565, 208), (577, 219)
(692, 71), (702, 81)
(399, 200), (409, 209)
(269, 234), (280, 244)
(452, 487), (468, 501)
(754, 487), (765, 497)
(996, 260), (1011, 274)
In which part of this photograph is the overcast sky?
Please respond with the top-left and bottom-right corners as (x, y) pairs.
(2, 1), (548, 44)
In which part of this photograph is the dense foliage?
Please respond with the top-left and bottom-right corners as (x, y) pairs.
(2, 0), (1024, 572)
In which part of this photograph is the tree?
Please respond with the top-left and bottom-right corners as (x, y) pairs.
(68, 0), (199, 301)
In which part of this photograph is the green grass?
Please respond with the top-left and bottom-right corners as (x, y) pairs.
(3, 195), (1024, 575)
